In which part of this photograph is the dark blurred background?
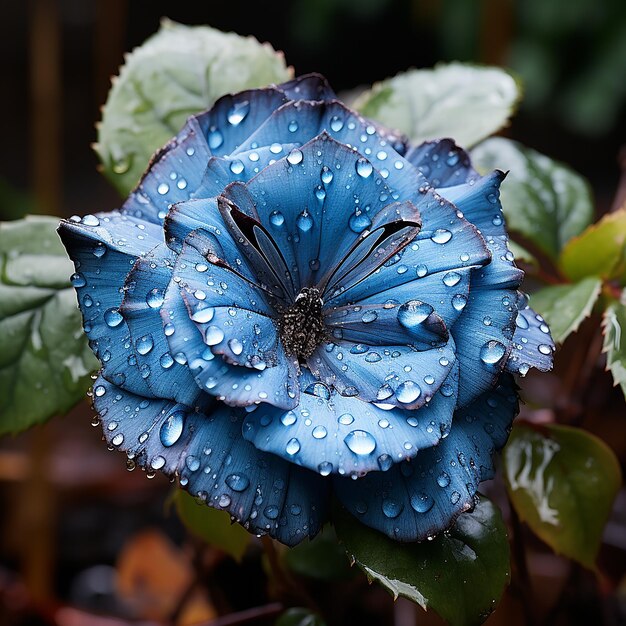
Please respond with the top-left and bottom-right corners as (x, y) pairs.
(1, 0), (625, 222)
(1, 2), (625, 625)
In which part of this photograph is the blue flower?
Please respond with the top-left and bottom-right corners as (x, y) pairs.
(59, 74), (554, 546)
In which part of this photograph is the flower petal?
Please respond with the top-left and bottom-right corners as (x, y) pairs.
(276, 73), (337, 101)
(308, 338), (456, 410)
(333, 373), (518, 541)
(161, 278), (299, 410)
(506, 304), (555, 375)
(92, 374), (328, 546)
(58, 212), (163, 395)
(119, 243), (208, 408)
(404, 138), (477, 188)
(243, 366), (458, 476)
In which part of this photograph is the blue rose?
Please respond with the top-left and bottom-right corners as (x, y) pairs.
(59, 74), (554, 546)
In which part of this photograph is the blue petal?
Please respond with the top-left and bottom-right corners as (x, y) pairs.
(92, 375), (328, 546)
(194, 87), (288, 158)
(227, 134), (407, 290)
(233, 100), (406, 160)
(307, 337), (456, 410)
(506, 305), (555, 375)
(404, 139), (477, 188)
(451, 230), (524, 406)
(326, 215), (490, 311)
(58, 212), (163, 395)
(324, 300), (448, 350)
(333, 373), (519, 541)
(121, 116), (213, 224)
(277, 73), (337, 101)
(438, 171), (508, 238)
(161, 278), (299, 410)
(243, 366), (458, 476)
(119, 243), (208, 408)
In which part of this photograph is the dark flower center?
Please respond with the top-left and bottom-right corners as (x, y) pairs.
(279, 287), (326, 359)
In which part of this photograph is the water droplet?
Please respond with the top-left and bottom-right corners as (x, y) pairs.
(191, 307), (215, 324)
(186, 455), (200, 471)
(451, 294), (467, 311)
(344, 430), (376, 455)
(296, 211), (313, 232)
(269, 210), (285, 227)
(151, 455), (166, 469)
(378, 454), (393, 471)
(318, 461), (333, 476)
(431, 229), (452, 244)
(396, 381), (421, 404)
(312, 425), (327, 439)
(288, 120), (298, 132)
(264, 505), (279, 519)
(480, 340), (506, 365)
(104, 308), (124, 328)
(281, 411), (297, 426)
(443, 271), (462, 287)
(410, 492), (434, 513)
(82, 214), (100, 226)
(160, 410), (185, 447)
(226, 473), (250, 492)
(229, 338), (244, 355)
(146, 288), (165, 308)
(398, 301), (433, 332)
(218, 494), (231, 508)
(321, 167), (333, 184)
(70, 273), (86, 287)
(227, 100), (250, 126)
(286, 438), (301, 455)
(94, 385), (106, 397)
(160, 353), (174, 369)
(361, 310), (378, 323)
(349, 212), (372, 233)
(208, 127), (224, 149)
(136, 335), (154, 355)
(157, 183), (169, 195)
(287, 148), (303, 165)
(205, 326), (225, 346)
(229, 159), (244, 175)
(338, 413), (354, 425)
(356, 158), (373, 178)
(437, 472), (451, 488)
(93, 243), (106, 258)
(382, 499), (403, 518)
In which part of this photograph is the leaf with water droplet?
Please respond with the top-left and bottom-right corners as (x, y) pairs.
(173, 489), (250, 561)
(472, 138), (594, 261)
(530, 277), (601, 344)
(504, 422), (621, 569)
(334, 495), (510, 626)
(355, 63), (519, 148)
(602, 294), (626, 400)
(96, 19), (292, 195)
(0, 216), (99, 435)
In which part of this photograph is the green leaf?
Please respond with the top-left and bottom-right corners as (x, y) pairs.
(283, 525), (353, 581)
(334, 496), (510, 626)
(508, 240), (538, 267)
(530, 277), (602, 344)
(96, 19), (292, 196)
(559, 208), (626, 282)
(354, 63), (519, 148)
(275, 608), (327, 626)
(471, 137), (594, 260)
(174, 490), (251, 561)
(0, 216), (98, 435)
(504, 422), (621, 569)
(602, 295), (626, 399)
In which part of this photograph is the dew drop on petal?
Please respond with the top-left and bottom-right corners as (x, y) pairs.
(344, 430), (376, 455)
(480, 340), (506, 365)
(160, 410), (185, 447)
(225, 473), (250, 492)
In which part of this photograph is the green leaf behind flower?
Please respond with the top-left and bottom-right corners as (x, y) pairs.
(354, 63), (519, 148)
(560, 208), (626, 282)
(504, 422), (621, 569)
(96, 19), (292, 196)
(602, 294), (626, 399)
(334, 496), (510, 626)
(174, 490), (251, 561)
(0, 216), (98, 435)
(472, 137), (594, 261)
(530, 277), (602, 344)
